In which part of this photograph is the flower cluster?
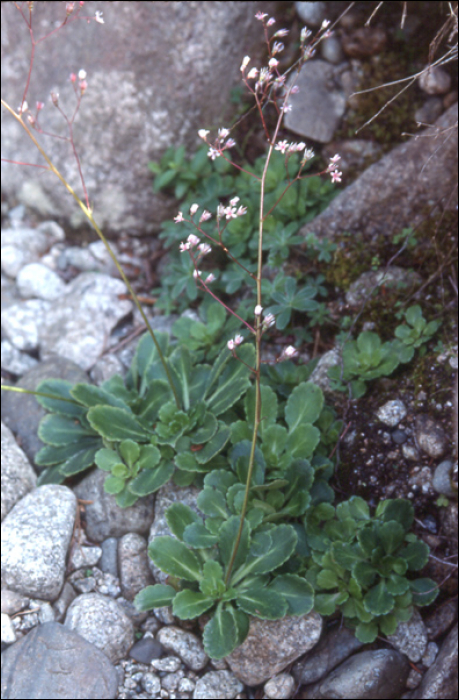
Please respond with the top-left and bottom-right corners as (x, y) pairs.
(198, 128), (236, 161)
(327, 154), (342, 183)
(217, 197), (247, 221)
(227, 334), (244, 351)
(275, 140), (306, 155)
(70, 68), (88, 96)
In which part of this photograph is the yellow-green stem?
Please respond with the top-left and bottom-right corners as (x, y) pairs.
(1, 99), (180, 408)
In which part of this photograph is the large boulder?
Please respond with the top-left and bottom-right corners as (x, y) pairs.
(1, 1), (275, 236)
(299, 102), (458, 243)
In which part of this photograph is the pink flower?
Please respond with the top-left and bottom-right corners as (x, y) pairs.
(274, 29), (289, 38)
(254, 305), (263, 316)
(189, 203), (199, 215)
(279, 345), (299, 361)
(193, 269), (201, 279)
(275, 140), (290, 154)
(187, 234), (200, 248)
(94, 10), (104, 23)
(331, 170), (342, 183)
(179, 241), (190, 253)
(198, 243), (211, 256)
(207, 147), (221, 161)
(218, 128), (230, 141)
(255, 12), (268, 21)
(205, 273), (216, 283)
(272, 41), (285, 54)
(198, 129), (210, 140)
(227, 334), (244, 350)
(267, 17), (276, 26)
(262, 313), (275, 329)
(217, 204), (226, 219)
(174, 212), (185, 223)
(268, 58), (279, 69)
(247, 68), (259, 80)
(240, 56), (251, 71)
(199, 210), (212, 223)
(229, 196), (240, 206)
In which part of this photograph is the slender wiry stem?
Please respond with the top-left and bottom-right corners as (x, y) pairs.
(224, 102), (285, 585)
(1, 99), (181, 409)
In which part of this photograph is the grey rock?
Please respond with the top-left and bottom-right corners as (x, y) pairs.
(0, 588), (30, 617)
(38, 272), (133, 371)
(376, 399), (408, 427)
(415, 415), (447, 459)
(346, 267), (421, 307)
(118, 532), (154, 602)
(1, 421), (37, 521)
(292, 625), (363, 685)
(161, 668), (185, 692)
(418, 66), (452, 95)
(226, 612), (322, 686)
(309, 348), (341, 394)
(295, 2), (327, 27)
(73, 468), (155, 543)
(151, 655), (182, 672)
(264, 672), (295, 698)
(1, 612), (17, 646)
(387, 609), (428, 663)
(157, 625), (208, 671)
(0, 621), (118, 699)
(99, 538), (119, 577)
(303, 648), (410, 698)
(1, 298), (51, 351)
(129, 635), (164, 664)
(392, 429), (409, 444)
(1, 339), (38, 375)
(425, 600), (457, 640)
(299, 103), (458, 244)
(415, 97), (443, 125)
(422, 641), (439, 668)
(407, 624), (458, 699)
(1, 485), (76, 599)
(320, 35), (344, 64)
(16, 262), (66, 300)
(285, 60), (347, 143)
(1, 244), (29, 278)
(1, 1), (277, 236)
(65, 592), (134, 664)
(141, 672), (161, 696)
(193, 670), (243, 699)
(0, 356), (89, 464)
(432, 460), (457, 497)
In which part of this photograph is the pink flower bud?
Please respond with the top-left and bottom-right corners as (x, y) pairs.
(254, 305), (263, 316)
(174, 212), (185, 223)
(240, 56), (251, 72)
(198, 129), (210, 140)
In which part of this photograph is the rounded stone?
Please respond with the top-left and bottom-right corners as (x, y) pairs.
(376, 399), (408, 427)
(432, 460), (457, 497)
